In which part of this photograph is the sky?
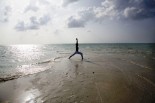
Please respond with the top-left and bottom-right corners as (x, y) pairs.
(0, 0), (155, 44)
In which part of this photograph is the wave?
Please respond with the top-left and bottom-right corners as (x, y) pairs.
(0, 56), (64, 82)
(36, 56), (63, 64)
(36, 59), (52, 64)
(0, 74), (22, 82)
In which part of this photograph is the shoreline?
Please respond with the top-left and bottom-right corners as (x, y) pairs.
(0, 56), (64, 83)
(0, 54), (155, 103)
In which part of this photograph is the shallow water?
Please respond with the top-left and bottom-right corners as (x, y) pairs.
(0, 43), (155, 82)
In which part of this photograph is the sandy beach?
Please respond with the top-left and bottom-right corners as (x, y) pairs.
(0, 0), (155, 102)
(0, 52), (155, 103)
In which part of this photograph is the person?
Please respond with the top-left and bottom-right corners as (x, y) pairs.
(69, 38), (83, 60)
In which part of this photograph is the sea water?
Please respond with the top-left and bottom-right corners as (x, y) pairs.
(0, 44), (155, 82)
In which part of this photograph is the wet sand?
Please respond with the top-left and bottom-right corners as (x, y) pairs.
(0, 53), (155, 103)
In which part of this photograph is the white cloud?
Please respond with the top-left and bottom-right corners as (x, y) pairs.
(38, 0), (49, 5)
(67, 16), (85, 28)
(0, 0), (155, 44)
(15, 21), (26, 31)
(29, 16), (40, 29)
(24, 5), (39, 13)
(62, 0), (79, 7)
(0, 6), (11, 23)
(15, 17), (39, 31)
(67, 8), (95, 28)
(39, 15), (51, 25)
(67, 0), (155, 28)
(15, 15), (51, 31)
(124, 7), (143, 19)
(24, 0), (50, 13)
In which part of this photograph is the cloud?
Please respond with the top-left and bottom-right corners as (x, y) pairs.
(29, 16), (40, 29)
(103, 0), (155, 19)
(67, 8), (95, 28)
(62, 0), (79, 7)
(24, 0), (49, 13)
(15, 15), (51, 31)
(15, 21), (26, 31)
(0, 6), (11, 23)
(95, 0), (155, 20)
(24, 0), (39, 13)
(38, 0), (49, 5)
(15, 17), (39, 31)
(67, 0), (155, 28)
(39, 15), (51, 25)
(67, 16), (85, 28)
(16, 0), (51, 31)
(124, 7), (144, 19)
(24, 5), (39, 13)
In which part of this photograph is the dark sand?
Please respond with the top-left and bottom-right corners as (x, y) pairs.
(0, 53), (155, 103)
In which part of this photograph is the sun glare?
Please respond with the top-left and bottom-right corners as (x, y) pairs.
(10, 45), (42, 62)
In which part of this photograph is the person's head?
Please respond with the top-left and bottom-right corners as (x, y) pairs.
(76, 38), (78, 40)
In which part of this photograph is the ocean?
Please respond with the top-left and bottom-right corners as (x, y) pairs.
(0, 43), (155, 82)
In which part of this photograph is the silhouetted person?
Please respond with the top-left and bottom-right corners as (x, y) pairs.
(69, 38), (83, 60)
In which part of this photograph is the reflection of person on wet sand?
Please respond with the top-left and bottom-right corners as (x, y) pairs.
(69, 38), (83, 60)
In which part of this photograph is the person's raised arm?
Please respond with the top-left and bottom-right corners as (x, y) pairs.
(76, 38), (78, 44)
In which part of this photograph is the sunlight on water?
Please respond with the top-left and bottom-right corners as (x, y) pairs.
(10, 45), (42, 62)
(0, 44), (58, 81)
(0, 44), (154, 82)
(21, 88), (41, 103)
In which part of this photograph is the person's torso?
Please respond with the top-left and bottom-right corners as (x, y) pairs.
(76, 43), (79, 51)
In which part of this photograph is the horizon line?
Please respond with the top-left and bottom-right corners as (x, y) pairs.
(0, 42), (155, 46)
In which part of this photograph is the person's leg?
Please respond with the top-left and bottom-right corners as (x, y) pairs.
(77, 52), (83, 60)
(69, 52), (76, 59)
